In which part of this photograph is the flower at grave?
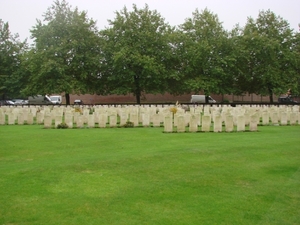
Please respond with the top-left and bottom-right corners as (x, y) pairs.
(169, 101), (180, 114)
(169, 106), (177, 114)
(74, 107), (82, 114)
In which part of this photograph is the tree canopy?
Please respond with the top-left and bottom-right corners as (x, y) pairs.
(234, 10), (297, 103)
(99, 4), (175, 104)
(1, 1), (299, 103)
(0, 19), (27, 99)
(177, 9), (234, 102)
(23, 0), (101, 104)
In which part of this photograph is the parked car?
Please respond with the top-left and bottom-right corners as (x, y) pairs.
(190, 95), (216, 103)
(50, 95), (62, 104)
(278, 96), (297, 104)
(74, 99), (83, 105)
(1, 100), (15, 105)
(13, 99), (27, 105)
(28, 95), (53, 105)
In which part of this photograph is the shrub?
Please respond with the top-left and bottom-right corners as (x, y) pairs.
(123, 121), (134, 128)
(57, 122), (69, 129)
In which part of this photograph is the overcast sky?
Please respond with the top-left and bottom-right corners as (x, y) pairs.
(1, 0), (299, 42)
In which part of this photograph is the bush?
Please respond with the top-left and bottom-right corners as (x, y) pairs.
(57, 122), (69, 129)
(123, 121), (134, 128)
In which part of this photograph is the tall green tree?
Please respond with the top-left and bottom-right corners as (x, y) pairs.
(237, 10), (296, 103)
(290, 28), (300, 97)
(0, 19), (27, 99)
(99, 4), (174, 104)
(23, 0), (101, 104)
(178, 9), (232, 103)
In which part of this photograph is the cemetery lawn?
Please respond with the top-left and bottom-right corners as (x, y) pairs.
(0, 125), (299, 225)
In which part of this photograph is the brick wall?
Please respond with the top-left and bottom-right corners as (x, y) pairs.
(56, 92), (284, 104)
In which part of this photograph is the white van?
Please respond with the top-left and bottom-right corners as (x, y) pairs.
(190, 95), (216, 103)
(50, 95), (62, 104)
(28, 95), (54, 105)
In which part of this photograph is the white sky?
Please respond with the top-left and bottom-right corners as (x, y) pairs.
(1, 0), (299, 42)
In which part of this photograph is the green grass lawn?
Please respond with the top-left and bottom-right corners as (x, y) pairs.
(0, 125), (299, 225)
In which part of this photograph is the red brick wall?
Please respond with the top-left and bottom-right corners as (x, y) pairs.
(57, 92), (284, 104)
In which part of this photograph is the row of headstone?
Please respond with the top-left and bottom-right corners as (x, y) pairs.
(0, 105), (299, 131)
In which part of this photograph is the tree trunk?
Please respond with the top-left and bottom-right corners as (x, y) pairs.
(268, 88), (273, 103)
(134, 75), (141, 104)
(65, 93), (70, 105)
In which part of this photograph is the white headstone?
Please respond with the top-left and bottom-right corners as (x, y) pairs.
(0, 113), (5, 125)
(27, 113), (34, 125)
(176, 115), (185, 132)
(164, 115), (173, 132)
(189, 114), (198, 132)
(109, 114), (117, 127)
(65, 113), (73, 128)
(213, 113), (222, 132)
(237, 115), (245, 132)
(201, 115), (211, 132)
(142, 112), (150, 127)
(44, 114), (52, 128)
(249, 114), (258, 131)
(8, 113), (15, 125)
(225, 114), (234, 132)
(76, 115), (84, 128)
(130, 113), (139, 127)
(152, 114), (161, 127)
(98, 113), (107, 128)
(280, 112), (288, 125)
(18, 113), (24, 125)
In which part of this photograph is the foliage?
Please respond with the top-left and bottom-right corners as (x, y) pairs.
(234, 10), (297, 102)
(23, 0), (101, 104)
(123, 120), (134, 128)
(99, 4), (175, 104)
(178, 9), (233, 101)
(56, 122), (69, 129)
(1, 3), (299, 103)
(0, 19), (27, 99)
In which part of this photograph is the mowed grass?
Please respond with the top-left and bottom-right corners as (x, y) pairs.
(0, 125), (299, 225)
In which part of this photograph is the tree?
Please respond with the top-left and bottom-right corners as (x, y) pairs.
(237, 10), (296, 103)
(0, 19), (27, 99)
(99, 4), (174, 104)
(289, 28), (300, 97)
(177, 9), (233, 103)
(23, 0), (101, 104)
